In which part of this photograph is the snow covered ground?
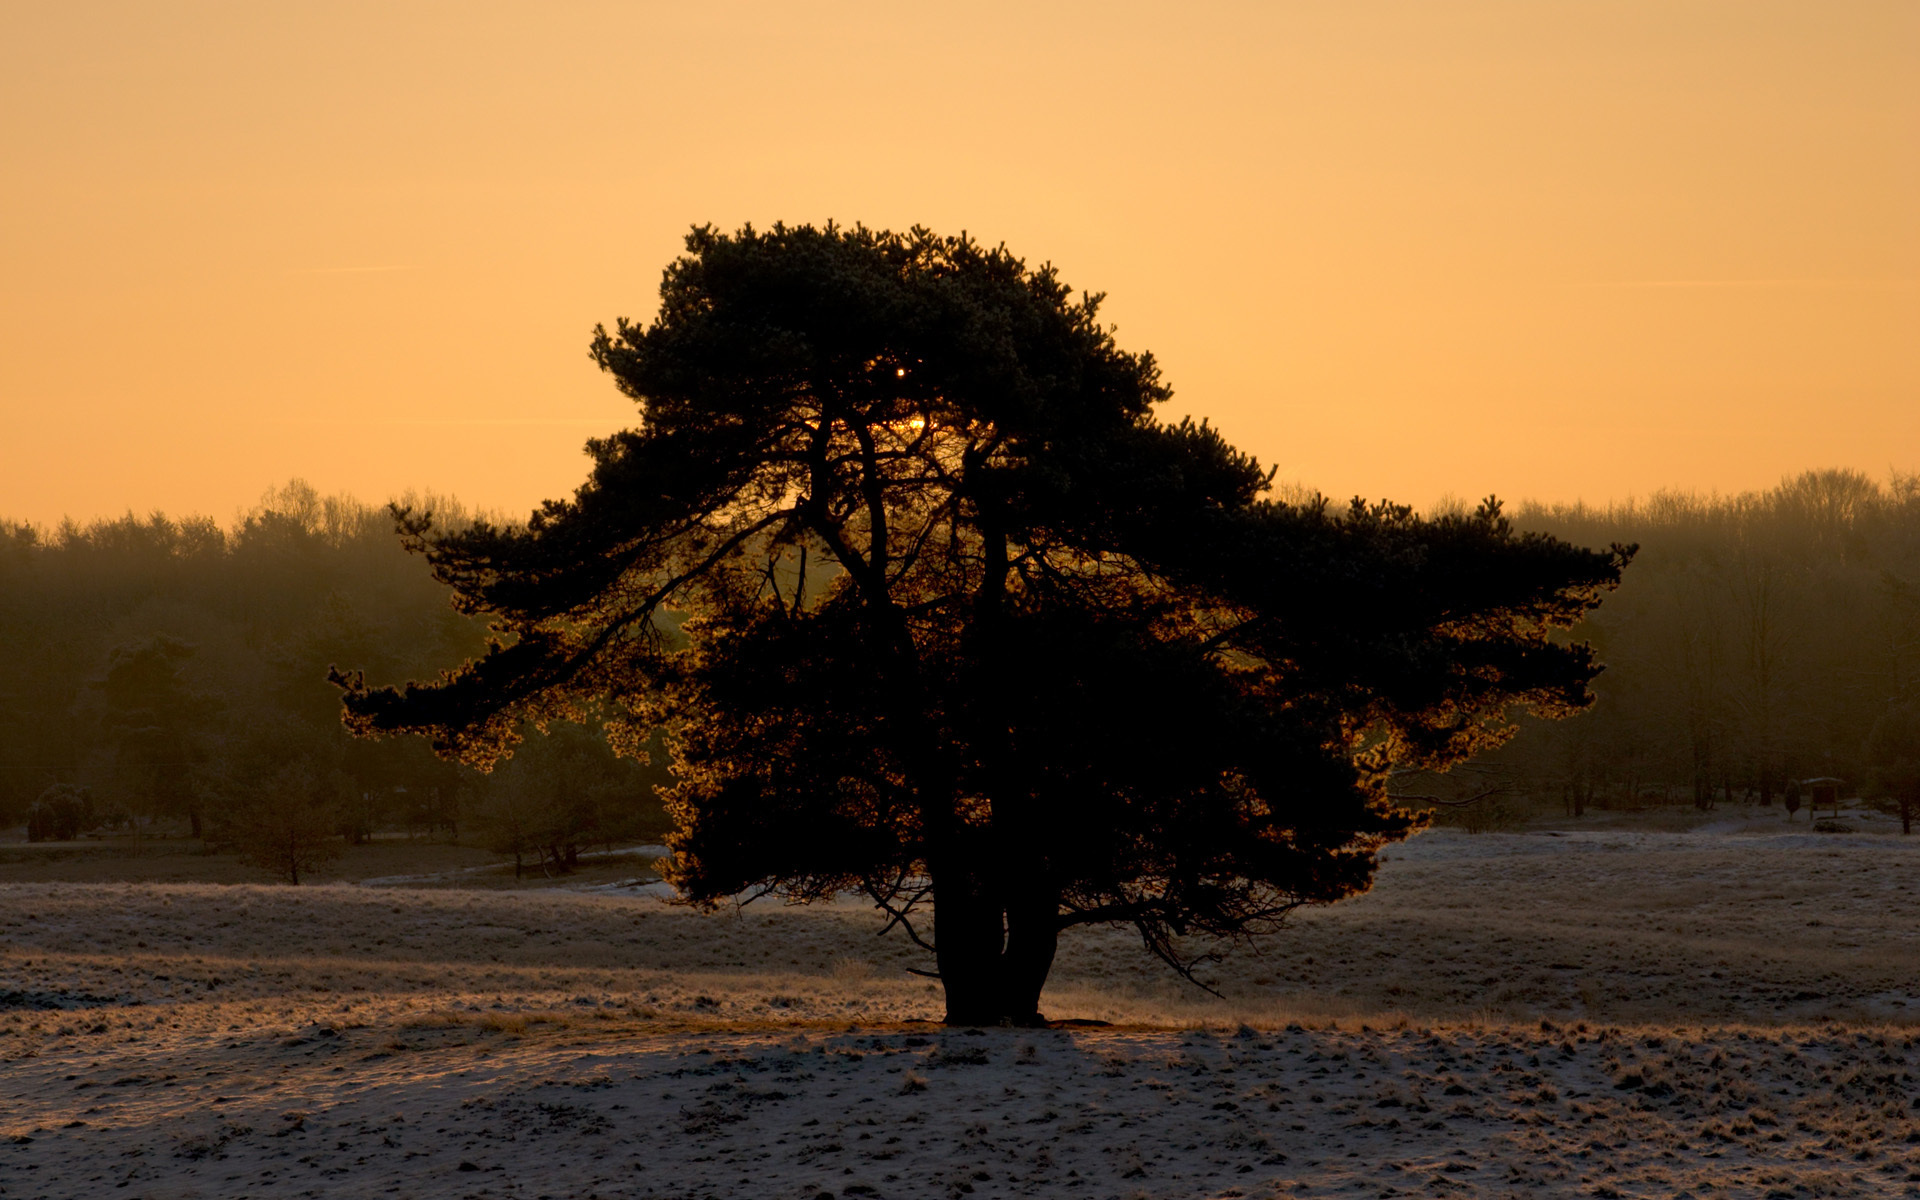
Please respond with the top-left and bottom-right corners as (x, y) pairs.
(1, 819), (1916, 1198)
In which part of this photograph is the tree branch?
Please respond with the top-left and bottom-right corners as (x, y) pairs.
(864, 875), (938, 957)
(1384, 784), (1506, 808)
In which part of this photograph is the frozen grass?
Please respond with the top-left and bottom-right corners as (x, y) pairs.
(0, 836), (666, 890)
(0, 818), (1916, 1197)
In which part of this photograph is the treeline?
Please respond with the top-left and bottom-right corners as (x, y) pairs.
(6, 470), (1913, 862)
(0, 481), (669, 878)
(1494, 468), (1920, 815)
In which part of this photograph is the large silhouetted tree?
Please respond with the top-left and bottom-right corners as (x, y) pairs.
(335, 223), (1629, 1025)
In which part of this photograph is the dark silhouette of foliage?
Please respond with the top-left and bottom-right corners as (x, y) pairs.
(471, 718), (667, 877)
(1504, 471), (1920, 812)
(0, 483), (497, 839)
(88, 635), (221, 836)
(215, 717), (345, 884)
(26, 783), (93, 843)
(1864, 702), (1920, 835)
(337, 223), (1627, 1024)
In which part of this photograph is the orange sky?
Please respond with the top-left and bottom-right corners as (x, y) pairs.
(3, 1), (1915, 529)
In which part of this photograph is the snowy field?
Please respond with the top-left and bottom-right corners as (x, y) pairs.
(1, 817), (1917, 1198)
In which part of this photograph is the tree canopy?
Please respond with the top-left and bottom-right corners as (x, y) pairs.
(337, 223), (1629, 1024)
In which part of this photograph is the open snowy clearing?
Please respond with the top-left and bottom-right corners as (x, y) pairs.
(1, 818), (1916, 1198)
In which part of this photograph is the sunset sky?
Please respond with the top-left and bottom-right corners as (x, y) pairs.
(3, 1), (1914, 529)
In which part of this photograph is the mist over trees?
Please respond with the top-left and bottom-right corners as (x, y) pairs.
(0, 481), (669, 872)
(1495, 469), (1920, 817)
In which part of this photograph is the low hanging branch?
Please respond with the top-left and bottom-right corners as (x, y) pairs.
(1385, 783), (1509, 808)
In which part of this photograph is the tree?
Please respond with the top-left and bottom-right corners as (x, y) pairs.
(26, 783), (94, 842)
(228, 759), (343, 884)
(1864, 702), (1920, 835)
(88, 635), (221, 837)
(219, 718), (344, 884)
(471, 719), (666, 877)
(336, 223), (1629, 1025)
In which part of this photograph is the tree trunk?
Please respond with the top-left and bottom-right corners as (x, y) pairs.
(929, 863), (1059, 1027)
(932, 869), (1005, 1025)
(997, 886), (1059, 1025)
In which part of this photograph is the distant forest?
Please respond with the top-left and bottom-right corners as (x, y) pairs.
(1491, 468), (1920, 816)
(2, 469), (1915, 851)
(0, 481), (670, 872)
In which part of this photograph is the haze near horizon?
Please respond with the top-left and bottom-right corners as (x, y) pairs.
(3, 1), (1914, 529)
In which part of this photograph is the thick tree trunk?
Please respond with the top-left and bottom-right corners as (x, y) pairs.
(931, 869), (1006, 1025)
(929, 863), (1059, 1027)
(996, 886), (1059, 1025)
